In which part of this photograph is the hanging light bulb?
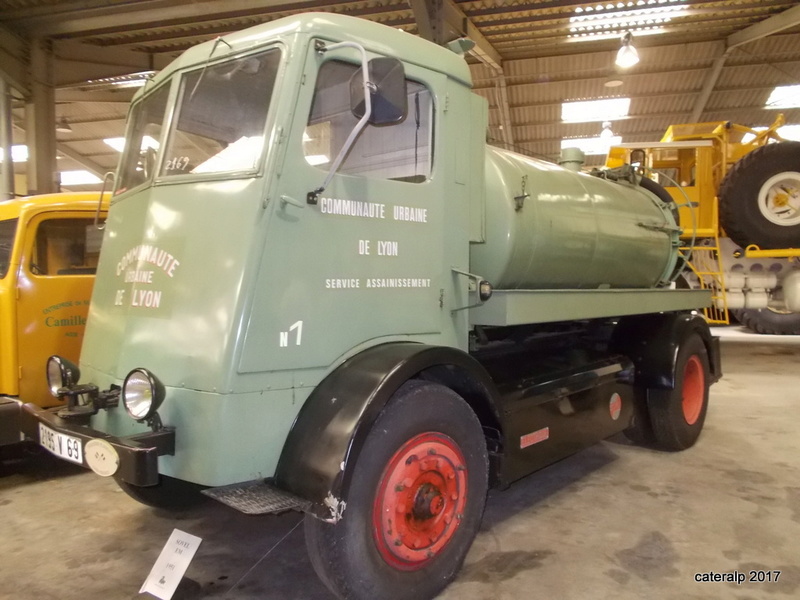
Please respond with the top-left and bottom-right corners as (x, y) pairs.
(56, 118), (73, 133)
(615, 31), (640, 68)
(600, 121), (614, 139)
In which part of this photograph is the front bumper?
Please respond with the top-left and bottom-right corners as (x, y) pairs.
(20, 402), (174, 486)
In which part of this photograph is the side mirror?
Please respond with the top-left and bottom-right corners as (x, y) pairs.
(350, 57), (407, 126)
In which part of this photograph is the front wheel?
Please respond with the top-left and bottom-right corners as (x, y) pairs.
(304, 381), (488, 600)
(647, 333), (711, 451)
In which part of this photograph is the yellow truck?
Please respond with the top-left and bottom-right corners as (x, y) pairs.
(0, 193), (107, 447)
(607, 116), (800, 334)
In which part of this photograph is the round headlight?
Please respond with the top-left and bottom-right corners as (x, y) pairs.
(46, 356), (80, 397)
(122, 369), (165, 421)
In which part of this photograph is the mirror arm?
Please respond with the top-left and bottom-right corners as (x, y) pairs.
(307, 41), (372, 205)
(95, 171), (115, 230)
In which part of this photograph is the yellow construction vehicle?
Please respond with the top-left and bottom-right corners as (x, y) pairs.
(0, 192), (107, 447)
(607, 115), (800, 334)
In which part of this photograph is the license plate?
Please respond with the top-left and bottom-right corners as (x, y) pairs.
(39, 423), (83, 464)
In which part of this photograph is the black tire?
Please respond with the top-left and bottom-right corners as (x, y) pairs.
(647, 333), (710, 451)
(304, 380), (488, 600)
(732, 308), (800, 335)
(116, 475), (208, 510)
(640, 176), (680, 226)
(719, 142), (800, 249)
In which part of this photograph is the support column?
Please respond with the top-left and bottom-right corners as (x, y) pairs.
(25, 37), (57, 195)
(0, 77), (14, 200)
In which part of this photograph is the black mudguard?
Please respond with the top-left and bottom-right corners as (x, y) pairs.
(273, 342), (499, 518)
(611, 311), (722, 389)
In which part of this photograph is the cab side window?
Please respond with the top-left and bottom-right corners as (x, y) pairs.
(30, 219), (102, 276)
(0, 218), (17, 279)
(304, 60), (433, 183)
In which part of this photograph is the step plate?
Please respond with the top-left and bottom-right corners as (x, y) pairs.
(202, 479), (311, 515)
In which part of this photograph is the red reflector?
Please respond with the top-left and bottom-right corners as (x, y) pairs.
(520, 427), (550, 449)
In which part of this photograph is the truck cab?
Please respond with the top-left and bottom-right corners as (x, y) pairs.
(0, 193), (106, 446)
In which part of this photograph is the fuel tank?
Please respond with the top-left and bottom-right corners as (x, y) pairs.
(470, 146), (680, 290)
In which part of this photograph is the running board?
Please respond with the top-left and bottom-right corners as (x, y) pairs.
(202, 479), (312, 515)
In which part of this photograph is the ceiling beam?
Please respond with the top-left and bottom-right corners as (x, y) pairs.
(408, 0), (512, 147)
(0, 24), (29, 95)
(55, 142), (108, 178)
(8, 0), (334, 37)
(53, 40), (166, 86)
(690, 4), (800, 121)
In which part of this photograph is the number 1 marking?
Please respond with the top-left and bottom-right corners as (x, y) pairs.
(279, 320), (303, 347)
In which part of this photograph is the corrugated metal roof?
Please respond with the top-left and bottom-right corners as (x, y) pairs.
(0, 0), (798, 181)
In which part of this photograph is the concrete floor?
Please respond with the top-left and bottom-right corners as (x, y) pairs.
(1, 328), (799, 600)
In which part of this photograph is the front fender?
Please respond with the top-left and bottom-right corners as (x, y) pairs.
(273, 342), (497, 518)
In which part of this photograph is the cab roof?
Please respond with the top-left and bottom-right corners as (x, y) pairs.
(134, 11), (473, 103)
(0, 193), (110, 220)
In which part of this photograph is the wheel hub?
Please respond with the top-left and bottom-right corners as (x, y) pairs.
(759, 172), (800, 226)
(373, 432), (468, 570)
(681, 354), (705, 425)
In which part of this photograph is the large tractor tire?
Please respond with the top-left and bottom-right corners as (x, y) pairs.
(719, 142), (800, 250)
(731, 308), (800, 335)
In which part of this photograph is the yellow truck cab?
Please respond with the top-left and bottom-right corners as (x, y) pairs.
(0, 193), (107, 446)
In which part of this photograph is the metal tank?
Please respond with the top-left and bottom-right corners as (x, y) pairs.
(470, 146), (680, 290)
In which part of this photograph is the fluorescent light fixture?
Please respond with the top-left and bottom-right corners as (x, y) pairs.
(568, 0), (687, 41)
(104, 136), (160, 153)
(765, 85), (800, 110)
(562, 97), (631, 123)
(60, 170), (103, 185)
(569, 27), (665, 41)
(0, 145), (29, 163)
(561, 135), (623, 156)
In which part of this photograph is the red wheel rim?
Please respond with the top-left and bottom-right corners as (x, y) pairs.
(681, 355), (705, 425)
(372, 432), (468, 571)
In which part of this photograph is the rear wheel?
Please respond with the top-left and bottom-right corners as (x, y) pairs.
(732, 308), (800, 335)
(647, 333), (710, 451)
(304, 381), (488, 600)
(719, 142), (800, 249)
(116, 475), (207, 510)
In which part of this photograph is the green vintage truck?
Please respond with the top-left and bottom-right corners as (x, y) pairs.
(22, 13), (720, 600)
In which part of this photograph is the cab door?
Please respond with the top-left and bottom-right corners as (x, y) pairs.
(16, 212), (103, 405)
(239, 41), (450, 374)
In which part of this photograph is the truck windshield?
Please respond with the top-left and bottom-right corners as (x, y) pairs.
(161, 49), (280, 176)
(0, 218), (17, 279)
(116, 48), (281, 194)
(116, 84), (170, 194)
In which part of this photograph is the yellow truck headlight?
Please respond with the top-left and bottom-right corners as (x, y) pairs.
(122, 368), (165, 421)
(46, 356), (80, 397)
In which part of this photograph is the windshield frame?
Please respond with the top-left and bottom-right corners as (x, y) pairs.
(113, 42), (286, 199)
